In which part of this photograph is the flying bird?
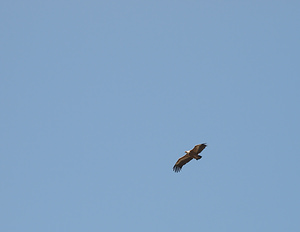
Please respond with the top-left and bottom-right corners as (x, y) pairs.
(173, 143), (207, 172)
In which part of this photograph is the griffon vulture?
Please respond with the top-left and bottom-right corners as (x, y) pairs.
(173, 143), (207, 172)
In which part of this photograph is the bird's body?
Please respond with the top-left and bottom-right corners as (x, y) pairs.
(173, 143), (207, 172)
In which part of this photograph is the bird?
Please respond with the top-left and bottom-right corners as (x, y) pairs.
(173, 143), (207, 172)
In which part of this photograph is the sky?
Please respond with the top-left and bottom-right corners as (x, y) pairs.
(1, 1), (300, 231)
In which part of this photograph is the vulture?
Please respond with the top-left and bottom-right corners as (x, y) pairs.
(173, 143), (207, 172)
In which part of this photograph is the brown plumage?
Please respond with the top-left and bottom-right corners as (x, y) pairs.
(173, 143), (207, 172)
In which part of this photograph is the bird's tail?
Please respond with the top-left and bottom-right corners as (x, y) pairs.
(195, 155), (202, 160)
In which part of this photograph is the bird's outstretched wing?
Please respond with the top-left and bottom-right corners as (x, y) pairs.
(173, 154), (193, 173)
(190, 143), (207, 155)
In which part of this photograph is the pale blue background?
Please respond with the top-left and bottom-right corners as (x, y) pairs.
(1, 1), (299, 231)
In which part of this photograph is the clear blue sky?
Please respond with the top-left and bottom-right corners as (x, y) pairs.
(1, 1), (299, 231)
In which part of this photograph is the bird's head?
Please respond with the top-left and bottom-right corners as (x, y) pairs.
(185, 150), (191, 154)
